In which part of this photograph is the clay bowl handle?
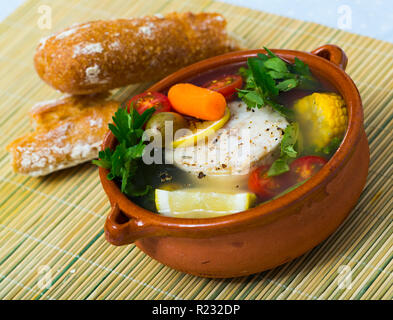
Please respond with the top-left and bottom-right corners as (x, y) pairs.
(104, 203), (157, 245)
(311, 44), (348, 71)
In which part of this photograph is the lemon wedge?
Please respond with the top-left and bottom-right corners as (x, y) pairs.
(172, 107), (230, 148)
(155, 188), (257, 218)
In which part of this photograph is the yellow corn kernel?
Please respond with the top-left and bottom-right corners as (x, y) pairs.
(293, 93), (348, 150)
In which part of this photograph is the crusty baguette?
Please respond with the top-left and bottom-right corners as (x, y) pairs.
(34, 12), (239, 95)
(6, 94), (119, 176)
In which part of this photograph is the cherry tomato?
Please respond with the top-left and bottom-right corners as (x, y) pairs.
(202, 74), (243, 100)
(126, 92), (172, 115)
(248, 165), (292, 200)
(249, 156), (328, 200)
(290, 156), (327, 183)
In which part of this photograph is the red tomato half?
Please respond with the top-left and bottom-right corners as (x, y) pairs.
(248, 156), (327, 200)
(127, 92), (172, 115)
(290, 156), (327, 183)
(202, 74), (243, 100)
(248, 165), (292, 200)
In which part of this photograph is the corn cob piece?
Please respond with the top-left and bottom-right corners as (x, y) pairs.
(293, 93), (348, 150)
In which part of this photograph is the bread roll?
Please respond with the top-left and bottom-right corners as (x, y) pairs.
(34, 12), (239, 95)
(7, 94), (119, 176)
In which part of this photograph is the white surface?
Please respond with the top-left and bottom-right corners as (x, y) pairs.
(0, 0), (24, 21)
(222, 0), (393, 43)
(0, 0), (392, 42)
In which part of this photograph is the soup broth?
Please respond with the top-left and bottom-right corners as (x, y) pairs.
(134, 86), (341, 214)
(97, 53), (347, 218)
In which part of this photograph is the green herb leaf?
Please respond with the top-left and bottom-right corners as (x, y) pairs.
(243, 90), (264, 105)
(248, 57), (279, 97)
(133, 107), (155, 129)
(272, 179), (309, 199)
(267, 99), (294, 118)
(92, 148), (113, 169)
(291, 57), (312, 76)
(92, 104), (154, 197)
(268, 122), (299, 177)
(109, 108), (133, 146)
(256, 53), (269, 61)
(289, 57), (320, 90)
(237, 48), (320, 118)
(322, 136), (342, 154)
(267, 158), (290, 177)
(237, 89), (262, 109)
(280, 122), (299, 156)
(264, 57), (288, 74)
(263, 47), (278, 58)
(267, 70), (293, 79)
(238, 66), (253, 79)
(125, 184), (153, 197)
(276, 79), (299, 92)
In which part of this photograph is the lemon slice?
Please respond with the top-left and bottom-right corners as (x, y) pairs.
(172, 107), (230, 148)
(155, 188), (257, 218)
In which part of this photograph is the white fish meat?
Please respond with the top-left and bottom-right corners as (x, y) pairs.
(166, 100), (288, 176)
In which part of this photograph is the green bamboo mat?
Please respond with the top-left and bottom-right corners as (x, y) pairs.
(0, 0), (392, 300)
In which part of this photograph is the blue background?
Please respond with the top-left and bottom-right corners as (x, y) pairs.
(1, 0), (392, 42)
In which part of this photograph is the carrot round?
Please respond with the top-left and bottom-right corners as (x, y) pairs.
(168, 83), (226, 120)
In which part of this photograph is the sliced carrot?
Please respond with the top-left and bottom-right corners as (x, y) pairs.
(168, 83), (226, 120)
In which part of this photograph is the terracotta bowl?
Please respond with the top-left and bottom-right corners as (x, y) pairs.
(100, 45), (369, 278)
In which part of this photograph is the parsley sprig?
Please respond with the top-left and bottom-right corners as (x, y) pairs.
(237, 47), (319, 117)
(267, 122), (300, 177)
(93, 105), (155, 197)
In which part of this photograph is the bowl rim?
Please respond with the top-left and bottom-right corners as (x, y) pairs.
(100, 47), (363, 237)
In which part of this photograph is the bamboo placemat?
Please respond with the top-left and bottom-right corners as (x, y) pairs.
(0, 0), (391, 300)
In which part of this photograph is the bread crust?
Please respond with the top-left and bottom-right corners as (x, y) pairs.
(34, 12), (239, 94)
(6, 94), (119, 176)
